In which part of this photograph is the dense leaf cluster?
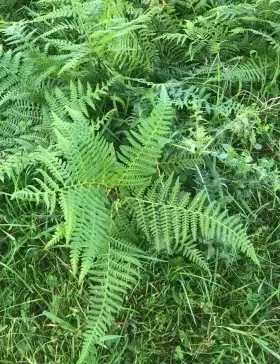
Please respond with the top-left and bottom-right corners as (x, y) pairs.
(0, 0), (279, 362)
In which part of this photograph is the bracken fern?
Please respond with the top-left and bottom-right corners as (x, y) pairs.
(1, 0), (275, 362)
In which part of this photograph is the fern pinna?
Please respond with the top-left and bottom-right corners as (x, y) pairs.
(11, 88), (259, 363)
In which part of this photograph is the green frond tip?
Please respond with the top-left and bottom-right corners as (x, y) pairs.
(61, 186), (110, 283)
(45, 223), (66, 249)
(77, 238), (141, 364)
(116, 87), (174, 188)
(126, 175), (259, 267)
(160, 150), (204, 175)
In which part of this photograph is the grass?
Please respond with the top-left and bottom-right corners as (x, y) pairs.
(97, 249), (280, 363)
(1, 226), (280, 363)
(0, 236), (84, 363)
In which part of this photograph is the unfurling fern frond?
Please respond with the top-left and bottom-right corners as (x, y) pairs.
(126, 175), (259, 267)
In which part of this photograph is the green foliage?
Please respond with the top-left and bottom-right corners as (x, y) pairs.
(0, 0), (279, 363)
(127, 176), (258, 264)
(117, 88), (174, 187)
(10, 90), (256, 361)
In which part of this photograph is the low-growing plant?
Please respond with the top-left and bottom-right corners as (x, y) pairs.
(0, 0), (279, 363)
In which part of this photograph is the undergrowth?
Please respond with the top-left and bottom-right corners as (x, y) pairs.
(0, 0), (280, 363)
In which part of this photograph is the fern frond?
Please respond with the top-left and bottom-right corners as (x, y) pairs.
(155, 32), (189, 46)
(13, 118), (118, 281)
(44, 79), (113, 122)
(126, 176), (259, 266)
(247, 28), (280, 53)
(160, 150), (204, 174)
(52, 115), (117, 184)
(77, 234), (141, 364)
(61, 185), (110, 282)
(45, 222), (66, 249)
(210, 4), (257, 22)
(207, 58), (267, 85)
(173, 233), (208, 270)
(117, 87), (174, 187)
(0, 150), (36, 182)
